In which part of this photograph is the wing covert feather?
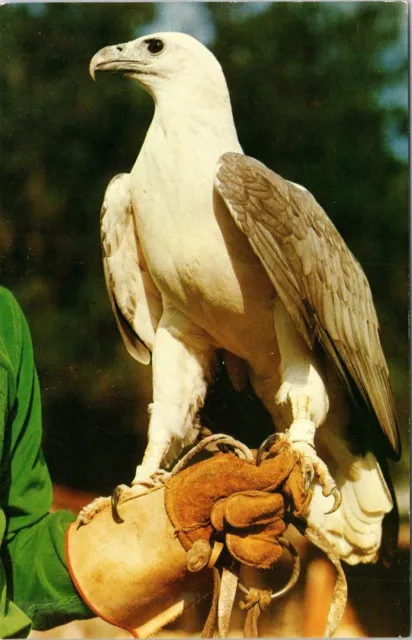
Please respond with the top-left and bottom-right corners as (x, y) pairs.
(101, 173), (162, 365)
(215, 152), (400, 459)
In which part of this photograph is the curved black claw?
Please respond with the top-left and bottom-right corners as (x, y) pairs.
(256, 433), (278, 466)
(111, 485), (125, 524)
(325, 487), (342, 515)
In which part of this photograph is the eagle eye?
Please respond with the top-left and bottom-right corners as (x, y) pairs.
(145, 38), (164, 55)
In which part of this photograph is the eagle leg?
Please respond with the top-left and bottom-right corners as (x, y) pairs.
(132, 310), (216, 485)
(271, 298), (341, 514)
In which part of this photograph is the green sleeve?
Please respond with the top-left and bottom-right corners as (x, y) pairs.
(0, 288), (93, 634)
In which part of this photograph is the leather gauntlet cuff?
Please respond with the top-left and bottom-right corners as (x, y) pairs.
(66, 486), (211, 638)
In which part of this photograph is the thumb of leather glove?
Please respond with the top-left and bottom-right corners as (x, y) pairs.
(66, 486), (211, 638)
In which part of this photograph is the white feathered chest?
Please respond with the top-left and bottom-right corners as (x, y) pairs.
(129, 111), (272, 337)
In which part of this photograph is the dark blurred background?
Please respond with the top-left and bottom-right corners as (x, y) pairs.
(0, 0), (408, 521)
(0, 3), (409, 636)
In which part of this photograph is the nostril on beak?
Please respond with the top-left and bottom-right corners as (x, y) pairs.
(116, 45), (123, 52)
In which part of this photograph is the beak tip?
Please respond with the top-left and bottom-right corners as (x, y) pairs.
(89, 49), (103, 82)
(89, 60), (97, 82)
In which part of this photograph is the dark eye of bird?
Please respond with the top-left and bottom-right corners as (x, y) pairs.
(145, 38), (164, 55)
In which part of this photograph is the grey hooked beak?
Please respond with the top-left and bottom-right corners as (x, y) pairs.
(89, 44), (128, 81)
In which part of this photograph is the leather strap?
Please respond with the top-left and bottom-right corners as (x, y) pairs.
(240, 587), (272, 638)
(201, 567), (221, 638)
(207, 541), (225, 569)
(200, 563), (240, 638)
(218, 564), (240, 638)
(295, 521), (347, 637)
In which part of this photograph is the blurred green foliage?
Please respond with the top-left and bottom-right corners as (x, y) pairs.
(0, 3), (408, 493)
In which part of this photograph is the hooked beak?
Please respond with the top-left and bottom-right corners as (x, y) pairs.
(89, 44), (145, 81)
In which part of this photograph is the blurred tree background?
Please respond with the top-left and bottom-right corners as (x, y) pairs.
(0, 1), (408, 504)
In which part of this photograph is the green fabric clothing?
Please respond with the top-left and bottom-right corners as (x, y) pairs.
(0, 286), (93, 638)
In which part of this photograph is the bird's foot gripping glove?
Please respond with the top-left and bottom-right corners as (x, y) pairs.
(66, 434), (347, 638)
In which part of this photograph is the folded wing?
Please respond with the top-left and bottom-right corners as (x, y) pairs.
(101, 173), (163, 365)
(215, 152), (400, 460)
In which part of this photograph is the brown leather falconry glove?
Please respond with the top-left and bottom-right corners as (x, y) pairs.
(66, 436), (346, 639)
(164, 438), (310, 569)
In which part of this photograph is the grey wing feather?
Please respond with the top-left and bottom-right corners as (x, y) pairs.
(215, 152), (400, 460)
(100, 173), (163, 365)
